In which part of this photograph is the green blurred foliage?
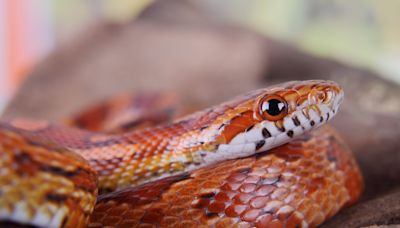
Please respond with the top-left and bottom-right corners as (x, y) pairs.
(48, 0), (153, 42)
(47, 0), (400, 82)
(205, 0), (400, 82)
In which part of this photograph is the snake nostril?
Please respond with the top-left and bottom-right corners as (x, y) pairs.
(317, 92), (325, 101)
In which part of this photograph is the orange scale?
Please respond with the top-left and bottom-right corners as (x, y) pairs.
(275, 181), (294, 190)
(293, 179), (308, 189)
(259, 154), (275, 164)
(221, 182), (241, 191)
(267, 165), (284, 174)
(267, 219), (284, 228)
(243, 175), (260, 184)
(337, 189), (350, 206)
(193, 169), (212, 180)
(255, 185), (276, 196)
(309, 212), (325, 228)
(255, 213), (273, 228)
(283, 192), (299, 205)
(201, 181), (220, 189)
(239, 183), (257, 193)
(212, 164), (235, 174)
(160, 216), (180, 226)
(304, 184), (319, 197)
(207, 201), (227, 214)
(214, 192), (230, 202)
(159, 192), (176, 204)
(234, 159), (255, 169)
(181, 208), (203, 219)
(276, 176), (297, 189)
(173, 195), (193, 206)
(319, 197), (333, 215)
(215, 217), (238, 228)
(230, 115), (255, 129)
(285, 92), (302, 109)
(194, 170), (216, 180)
(295, 198), (309, 213)
(225, 204), (248, 217)
(241, 208), (261, 222)
(224, 191), (237, 200)
(311, 174), (327, 185)
(215, 171), (231, 180)
(285, 211), (304, 228)
(313, 191), (328, 205)
(333, 172), (345, 182)
(191, 197), (210, 209)
(260, 175), (280, 185)
(276, 205), (295, 221)
(285, 166), (299, 175)
(249, 196), (269, 209)
(176, 186), (197, 195)
(233, 193), (254, 204)
(271, 188), (289, 200)
(297, 170), (311, 178)
(148, 202), (169, 212)
(199, 213), (221, 227)
(220, 124), (248, 144)
(250, 168), (268, 176)
(303, 204), (320, 222)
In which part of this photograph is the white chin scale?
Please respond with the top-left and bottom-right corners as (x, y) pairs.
(201, 100), (340, 165)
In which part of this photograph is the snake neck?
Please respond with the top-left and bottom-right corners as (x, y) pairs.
(0, 115), (221, 194)
(76, 116), (217, 193)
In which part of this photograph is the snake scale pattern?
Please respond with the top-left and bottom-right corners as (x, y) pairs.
(0, 80), (363, 227)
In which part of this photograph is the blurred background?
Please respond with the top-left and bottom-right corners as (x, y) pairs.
(1, 0), (400, 112)
(1, 1), (400, 226)
(0, 0), (151, 111)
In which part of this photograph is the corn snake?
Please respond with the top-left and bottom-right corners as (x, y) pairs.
(0, 80), (363, 227)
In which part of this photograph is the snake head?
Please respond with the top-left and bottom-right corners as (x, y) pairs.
(194, 80), (344, 164)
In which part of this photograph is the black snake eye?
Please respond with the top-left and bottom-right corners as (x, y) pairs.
(259, 95), (288, 121)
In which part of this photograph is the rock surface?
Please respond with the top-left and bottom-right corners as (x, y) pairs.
(3, 0), (400, 227)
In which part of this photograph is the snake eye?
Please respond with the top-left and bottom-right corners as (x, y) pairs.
(259, 95), (288, 121)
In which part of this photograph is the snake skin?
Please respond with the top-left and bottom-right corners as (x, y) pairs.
(89, 126), (362, 227)
(0, 80), (362, 227)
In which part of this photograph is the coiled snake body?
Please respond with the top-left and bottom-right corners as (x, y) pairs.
(0, 80), (363, 227)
